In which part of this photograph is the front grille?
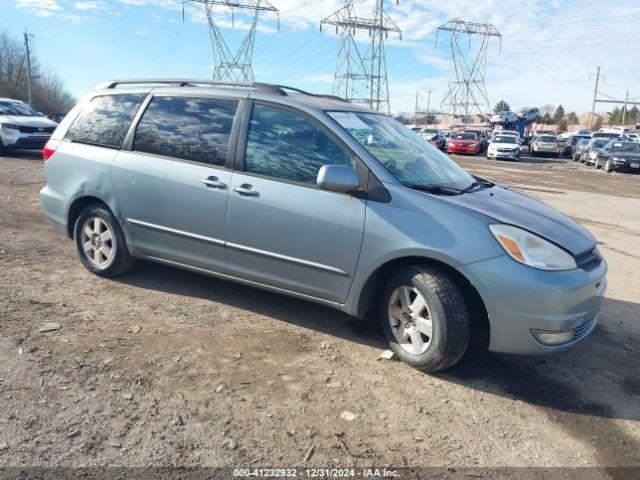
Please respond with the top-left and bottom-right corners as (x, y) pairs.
(574, 318), (596, 341)
(18, 125), (55, 134)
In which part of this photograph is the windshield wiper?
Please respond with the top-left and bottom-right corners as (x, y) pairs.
(463, 178), (495, 193)
(406, 184), (465, 196)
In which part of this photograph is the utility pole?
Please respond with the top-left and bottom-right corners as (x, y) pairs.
(589, 67), (601, 129)
(426, 90), (432, 125)
(413, 90), (420, 124)
(23, 28), (33, 105)
(622, 89), (629, 127)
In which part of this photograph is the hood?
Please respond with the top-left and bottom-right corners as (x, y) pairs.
(0, 115), (58, 128)
(439, 186), (596, 256)
(450, 139), (476, 145)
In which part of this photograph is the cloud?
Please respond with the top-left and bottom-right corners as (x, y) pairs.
(74, 1), (109, 11)
(15, 0), (62, 16)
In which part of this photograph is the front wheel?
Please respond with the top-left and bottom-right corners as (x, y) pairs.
(605, 160), (614, 173)
(380, 266), (470, 372)
(74, 205), (134, 277)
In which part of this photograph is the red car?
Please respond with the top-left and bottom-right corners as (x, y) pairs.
(446, 132), (480, 155)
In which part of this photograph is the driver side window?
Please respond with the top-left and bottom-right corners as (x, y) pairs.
(244, 104), (355, 185)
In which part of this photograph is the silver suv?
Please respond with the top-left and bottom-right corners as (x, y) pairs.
(40, 79), (607, 372)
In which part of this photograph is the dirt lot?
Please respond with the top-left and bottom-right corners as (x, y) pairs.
(1, 151), (639, 476)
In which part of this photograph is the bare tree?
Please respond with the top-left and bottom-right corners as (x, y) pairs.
(0, 29), (75, 114)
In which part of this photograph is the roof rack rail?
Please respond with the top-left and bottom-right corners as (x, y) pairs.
(274, 85), (349, 103)
(94, 79), (349, 102)
(95, 78), (285, 96)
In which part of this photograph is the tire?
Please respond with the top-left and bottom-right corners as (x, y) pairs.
(73, 204), (134, 277)
(594, 158), (601, 169)
(605, 160), (613, 173)
(379, 266), (470, 372)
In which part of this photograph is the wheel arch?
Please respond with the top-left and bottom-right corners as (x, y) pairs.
(355, 256), (490, 347)
(66, 195), (114, 238)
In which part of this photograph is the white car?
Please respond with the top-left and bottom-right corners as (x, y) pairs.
(0, 98), (58, 154)
(487, 134), (522, 161)
(517, 107), (541, 123)
(489, 111), (518, 124)
(495, 130), (522, 142)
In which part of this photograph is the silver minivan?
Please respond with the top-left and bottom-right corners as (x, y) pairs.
(40, 79), (607, 372)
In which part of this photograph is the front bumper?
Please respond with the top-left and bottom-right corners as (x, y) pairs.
(611, 159), (640, 171)
(458, 254), (607, 355)
(447, 146), (478, 154)
(488, 149), (519, 159)
(2, 130), (51, 150)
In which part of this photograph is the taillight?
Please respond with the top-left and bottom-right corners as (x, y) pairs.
(43, 139), (60, 161)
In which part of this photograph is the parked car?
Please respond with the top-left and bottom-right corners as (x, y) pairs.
(421, 128), (446, 151)
(40, 79), (607, 372)
(0, 97), (58, 154)
(594, 140), (640, 173)
(517, 107), (541, 123)
(490, 111), (518, 124)
(486, 134), (522, 161)
(464, 129), (488, 151)
(592, 131), (621, 141)
(530, 134), (561, 157)
(446, 132), (481, 155)
(563, 134), (591, 157)
(580, 138), (610, 165)
(571, 138), (591, 161)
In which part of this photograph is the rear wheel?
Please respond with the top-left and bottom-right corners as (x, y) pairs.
(73, 205), (134, 277)
(605, 159), (614, 173)
(380, 266), (470, 372)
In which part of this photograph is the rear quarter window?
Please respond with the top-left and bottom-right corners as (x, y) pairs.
(65, 94), (147, 148)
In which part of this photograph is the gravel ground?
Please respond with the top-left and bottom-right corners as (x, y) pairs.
(0, 151), (639, 477)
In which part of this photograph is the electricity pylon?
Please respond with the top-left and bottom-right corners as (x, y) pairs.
(321, 0), (401, 114)
(436, 18), (501, 123)
(185, 0), (278, 82)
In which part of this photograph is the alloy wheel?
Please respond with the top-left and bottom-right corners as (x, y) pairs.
(388, 286), (433, 355)
(81, 217), (114, 268)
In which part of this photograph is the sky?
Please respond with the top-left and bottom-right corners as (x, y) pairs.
(1, 0), (639, 115)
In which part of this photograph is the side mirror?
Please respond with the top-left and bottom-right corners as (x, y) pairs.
(317, 165), (360, 194)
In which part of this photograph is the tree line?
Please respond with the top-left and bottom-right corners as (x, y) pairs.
(0, 28), (75, 115)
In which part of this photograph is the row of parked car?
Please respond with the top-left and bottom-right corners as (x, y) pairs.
(569, 133), (640, 173)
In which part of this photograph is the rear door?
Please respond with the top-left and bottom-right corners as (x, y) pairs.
(112, 94), (241, 273)
(226, 102), (367, 303)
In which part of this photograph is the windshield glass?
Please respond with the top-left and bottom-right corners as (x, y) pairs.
(493, 135), (517, 144)
(539, 136), (557, 142)
(0, 101), (40, 116)
(421, 132), (438, 140)
(591, 139), (608, 148)
(611, 142), (640, 153)
(327, 111), (474, 189)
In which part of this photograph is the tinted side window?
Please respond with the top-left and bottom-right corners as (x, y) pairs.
(66, 94), (147, 148)
(133, 97), (238, 165)
(244, 104), (354, 185)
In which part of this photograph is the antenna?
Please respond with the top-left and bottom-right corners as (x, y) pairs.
(184, 0), (278, 82)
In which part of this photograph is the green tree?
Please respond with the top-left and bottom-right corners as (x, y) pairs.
(566, 111), (579, 124)
(541, 113), (553, 124)
(493, 100), (510, 113)
(557, 119), (568, 132)
(553, 105), (565, 124)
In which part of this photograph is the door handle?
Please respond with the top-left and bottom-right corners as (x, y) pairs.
(233, 184), (259, 197)
(202, 176), (227, 189)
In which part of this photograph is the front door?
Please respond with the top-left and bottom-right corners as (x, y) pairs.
(112, 95), (239, 273)
(226, 103), (366, 303)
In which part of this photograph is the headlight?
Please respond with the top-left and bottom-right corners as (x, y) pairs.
(612, 157), (623, 162)
(589, 151), (597, 159)
(489, 224), (577, 271)
(1, 123), (21, 131)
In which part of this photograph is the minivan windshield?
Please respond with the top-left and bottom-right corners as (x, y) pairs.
(327, 111), (475, 190)
(0, 101), (40, 117)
